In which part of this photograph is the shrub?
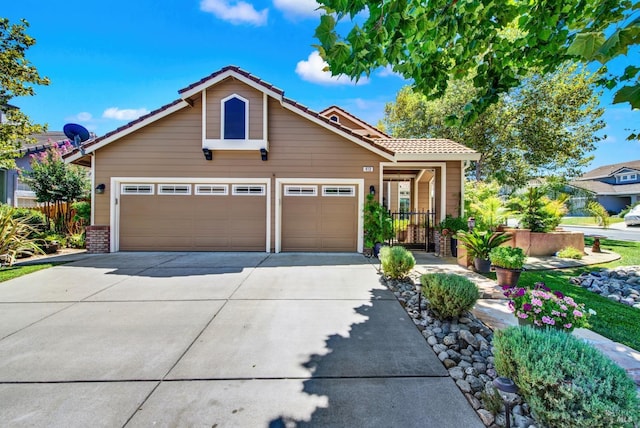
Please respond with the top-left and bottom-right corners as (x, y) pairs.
(493, 326), (640, 427)
(557, 246), (583, 259)
(437, 214), (468, 234)
(0, 205), (43, 266)
(363, 194), (394, 248)
(586, 201), (611, 228)
(379, 246), (415, 279)
(489, 246), (526, 270)
(68, 233), (85, 249)
(421, 273), (479, 319)
(10, 208), (48, 237)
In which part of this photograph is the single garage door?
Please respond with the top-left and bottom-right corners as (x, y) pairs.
(119, 183), (267, 251)
(281, 184), (358, 252)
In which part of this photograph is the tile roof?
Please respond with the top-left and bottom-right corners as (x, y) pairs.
(576, 160), (640, 180)
(375, 138), (478, 155)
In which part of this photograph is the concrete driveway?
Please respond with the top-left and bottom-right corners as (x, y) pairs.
(0, 252), (482, 427)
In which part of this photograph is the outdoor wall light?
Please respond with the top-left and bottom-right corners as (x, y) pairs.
(95, 183), (106, 194)
(492, 377), (518, 428)
(260, 148), (268, 161)
(202, 148), (213, 161)
(369, 185), (375, 195)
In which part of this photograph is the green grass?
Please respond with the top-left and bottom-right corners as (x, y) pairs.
(486, 238), (640, 351)
(560, 216), (625, 226)
(0, 263), (57, 282)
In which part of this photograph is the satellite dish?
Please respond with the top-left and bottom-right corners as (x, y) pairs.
(63, 123), (91, 150)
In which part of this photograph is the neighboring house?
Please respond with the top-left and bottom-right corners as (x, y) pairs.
(569, 160), (640, 213)
(66, 66), (479, 253)
(0, 131), (68, 208)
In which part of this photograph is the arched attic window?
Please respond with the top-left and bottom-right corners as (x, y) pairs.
(329, 115), (339, 123)
(221, 94), (248, 139)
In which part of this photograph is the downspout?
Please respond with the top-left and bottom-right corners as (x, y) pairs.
(461, 160), (469, 217)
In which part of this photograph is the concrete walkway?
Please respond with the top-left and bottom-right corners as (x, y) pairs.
(412, 252), (640, 387)
(1, 252), (482, 427)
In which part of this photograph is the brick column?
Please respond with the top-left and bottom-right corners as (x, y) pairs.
(85, 225), (110, 253)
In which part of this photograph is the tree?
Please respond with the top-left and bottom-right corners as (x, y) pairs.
(314, 0), (635, 127)
(0, 18), (50, 168)
(380, 63), (604, 187)
(20, 142), (90, 235)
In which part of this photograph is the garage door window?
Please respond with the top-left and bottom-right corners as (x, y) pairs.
(284, 185), (317, 196)
(195, 184), (228, 195)
(322, 186), (355, 197)
(158, 184), (191, 195)
(232, 185), (266, 195)
(121, 184), (154, 195)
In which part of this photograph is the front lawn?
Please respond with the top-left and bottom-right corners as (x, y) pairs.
(561, 216), (625, 226)
(485, 238), (640, 351)
(0, 263), (57, 282)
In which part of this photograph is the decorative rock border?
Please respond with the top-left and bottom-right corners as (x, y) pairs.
(570, 266), (640, 309)
(385, 276), (537, 428)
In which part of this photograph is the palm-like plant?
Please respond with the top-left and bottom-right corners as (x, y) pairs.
(0, 206), (44, 266)
(456, 229), (511, 260)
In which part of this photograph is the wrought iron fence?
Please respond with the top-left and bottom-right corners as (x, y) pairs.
(389, 210), (437, 252)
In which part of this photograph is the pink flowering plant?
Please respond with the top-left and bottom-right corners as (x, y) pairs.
(503, 282), (591, 331)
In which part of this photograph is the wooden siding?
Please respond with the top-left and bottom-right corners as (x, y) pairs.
(205, 78), (264, 140)
(417, 171), (434, 212)
(445, 161), (462, 217)
(93, 90), (386, 251)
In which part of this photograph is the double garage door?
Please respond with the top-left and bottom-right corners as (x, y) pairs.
(118, 181), (358, 252)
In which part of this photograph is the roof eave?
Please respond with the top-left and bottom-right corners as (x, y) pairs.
(394, 153), (481, 161)
(179, 68), (284, 101)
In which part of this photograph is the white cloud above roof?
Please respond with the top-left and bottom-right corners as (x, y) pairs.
(295, 51), (369, 86)
(102, 107), (150, 121)
(273, 0), (320, 18)
(200, 0), (268, 26)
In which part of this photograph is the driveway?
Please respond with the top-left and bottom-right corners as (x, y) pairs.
(0, 252), (482, 427)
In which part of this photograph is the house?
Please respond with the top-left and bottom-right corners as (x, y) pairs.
(0, 131), (68, 208)
(570, 160), (640, 213)
(65, 66), (479, 253)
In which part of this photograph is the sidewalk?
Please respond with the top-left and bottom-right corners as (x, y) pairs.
(412, 252), (640, 387)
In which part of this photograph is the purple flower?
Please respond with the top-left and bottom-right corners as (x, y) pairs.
(515, 288), (526, 297)
(522, 303), (532, 312)
(531, 297), (543, 307)
(560, 304), (568, 311)
(535, 283), (551, 292)
(553, 291), (565, 299)
(542, 316), (555, 325)
(564, 323), (573, 329)
(517, 312), (529, 319)
(573, 309), (583, 317)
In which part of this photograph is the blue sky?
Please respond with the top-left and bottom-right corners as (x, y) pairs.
(5, 0), (639, 171)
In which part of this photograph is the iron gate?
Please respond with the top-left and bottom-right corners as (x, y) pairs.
(389, 211), (437, 252)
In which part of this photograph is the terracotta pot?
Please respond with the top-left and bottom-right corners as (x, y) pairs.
(494, 266), (522, 287)
(474, 257), (492, 273)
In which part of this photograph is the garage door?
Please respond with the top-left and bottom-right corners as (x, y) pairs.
(119, 183), (267, 251)
(281, 184), (358, 252)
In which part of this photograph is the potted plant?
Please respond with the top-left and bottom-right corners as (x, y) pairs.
(503, 282), (591, 331)
(455, 229), (510, 273)
(437, 215), (467, 257)
(363, 194), (394, 257)
(489, 245), (526, 287)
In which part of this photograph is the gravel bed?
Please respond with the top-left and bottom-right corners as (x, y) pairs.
(384, 276), (538, 428)
(571, 266), (640, 308)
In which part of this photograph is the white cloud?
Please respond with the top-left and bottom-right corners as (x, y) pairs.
(295, 51), (369, 86)
(377, 65), (403, 79)
(102, 107), (150, 121)
(200, 0), (268, 25)
(66, 112), (93, 122)
(273, 0), (320, 19)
